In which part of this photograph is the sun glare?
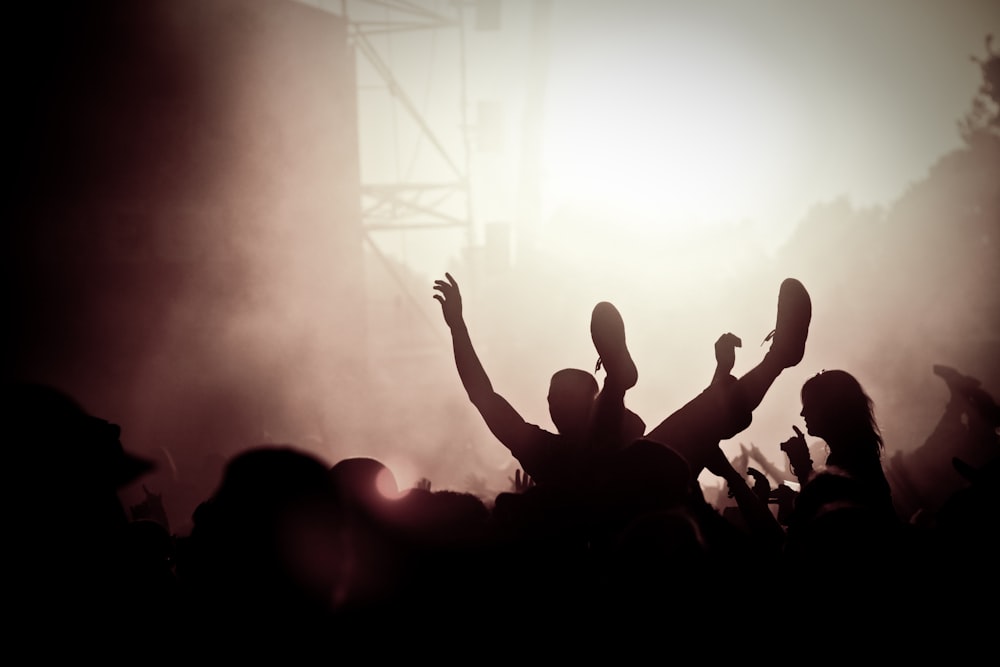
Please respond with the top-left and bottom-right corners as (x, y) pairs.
(375, 466), (402, 500)
(541, 22), (801, 234)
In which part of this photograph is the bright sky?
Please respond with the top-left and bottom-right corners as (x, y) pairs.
(540, 0), (1000, 241)
(342, 0), (1000, 274)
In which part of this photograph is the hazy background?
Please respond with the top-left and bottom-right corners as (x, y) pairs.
(5, 0), (998, 531)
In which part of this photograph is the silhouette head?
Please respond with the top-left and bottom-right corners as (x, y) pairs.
(3, 382), (155, 490)
(800, 370), (883, 455)
(3, 381), (156, 539)
(547, 368), (599, 439)
(609, 439), (693, 511)
(192, 446), (344, 610)
(330, 456), (400, 510)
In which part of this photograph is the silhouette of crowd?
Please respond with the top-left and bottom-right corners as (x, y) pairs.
(4, 274), (998, 657)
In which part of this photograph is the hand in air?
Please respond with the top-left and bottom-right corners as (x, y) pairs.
(714, 333), (742, 375)
(433, 273), (464, 329)
(746, 466), (771, 503)
(780, 425), (812, 472)
(509, 468), (535, 493)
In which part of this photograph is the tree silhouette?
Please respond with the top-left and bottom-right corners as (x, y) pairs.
(959, 34), (1000, 146)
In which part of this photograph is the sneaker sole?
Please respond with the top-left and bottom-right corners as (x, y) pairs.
(591, 301), (638, 389)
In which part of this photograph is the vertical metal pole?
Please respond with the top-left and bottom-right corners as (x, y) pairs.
(456, 2), (475, 251)
(518, 0), (552, 257)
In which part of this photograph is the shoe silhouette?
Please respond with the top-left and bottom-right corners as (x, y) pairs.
(591, 301), (638, 390)
(762, 278), (811, 368)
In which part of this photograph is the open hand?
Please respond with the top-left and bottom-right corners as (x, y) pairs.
(509, 468), (535, 493)
(433, 273), (464, 329)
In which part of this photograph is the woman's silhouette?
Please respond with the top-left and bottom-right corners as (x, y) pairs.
(780, 370), (903, 577)
(799, 370), (893, 510)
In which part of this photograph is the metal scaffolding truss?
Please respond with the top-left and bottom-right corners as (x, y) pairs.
(300, 0), (482, 339)
(307, 0), (476, 236)
(352, 7), (473, 237)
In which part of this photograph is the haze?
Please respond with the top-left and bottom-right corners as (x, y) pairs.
(6, 0), (998, 531)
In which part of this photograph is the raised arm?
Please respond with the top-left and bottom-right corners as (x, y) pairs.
(746, 442), (791, 487)
(705, 446), (786, 550)
(712, 333), (742, 387)
(433, 273), (537, 452)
